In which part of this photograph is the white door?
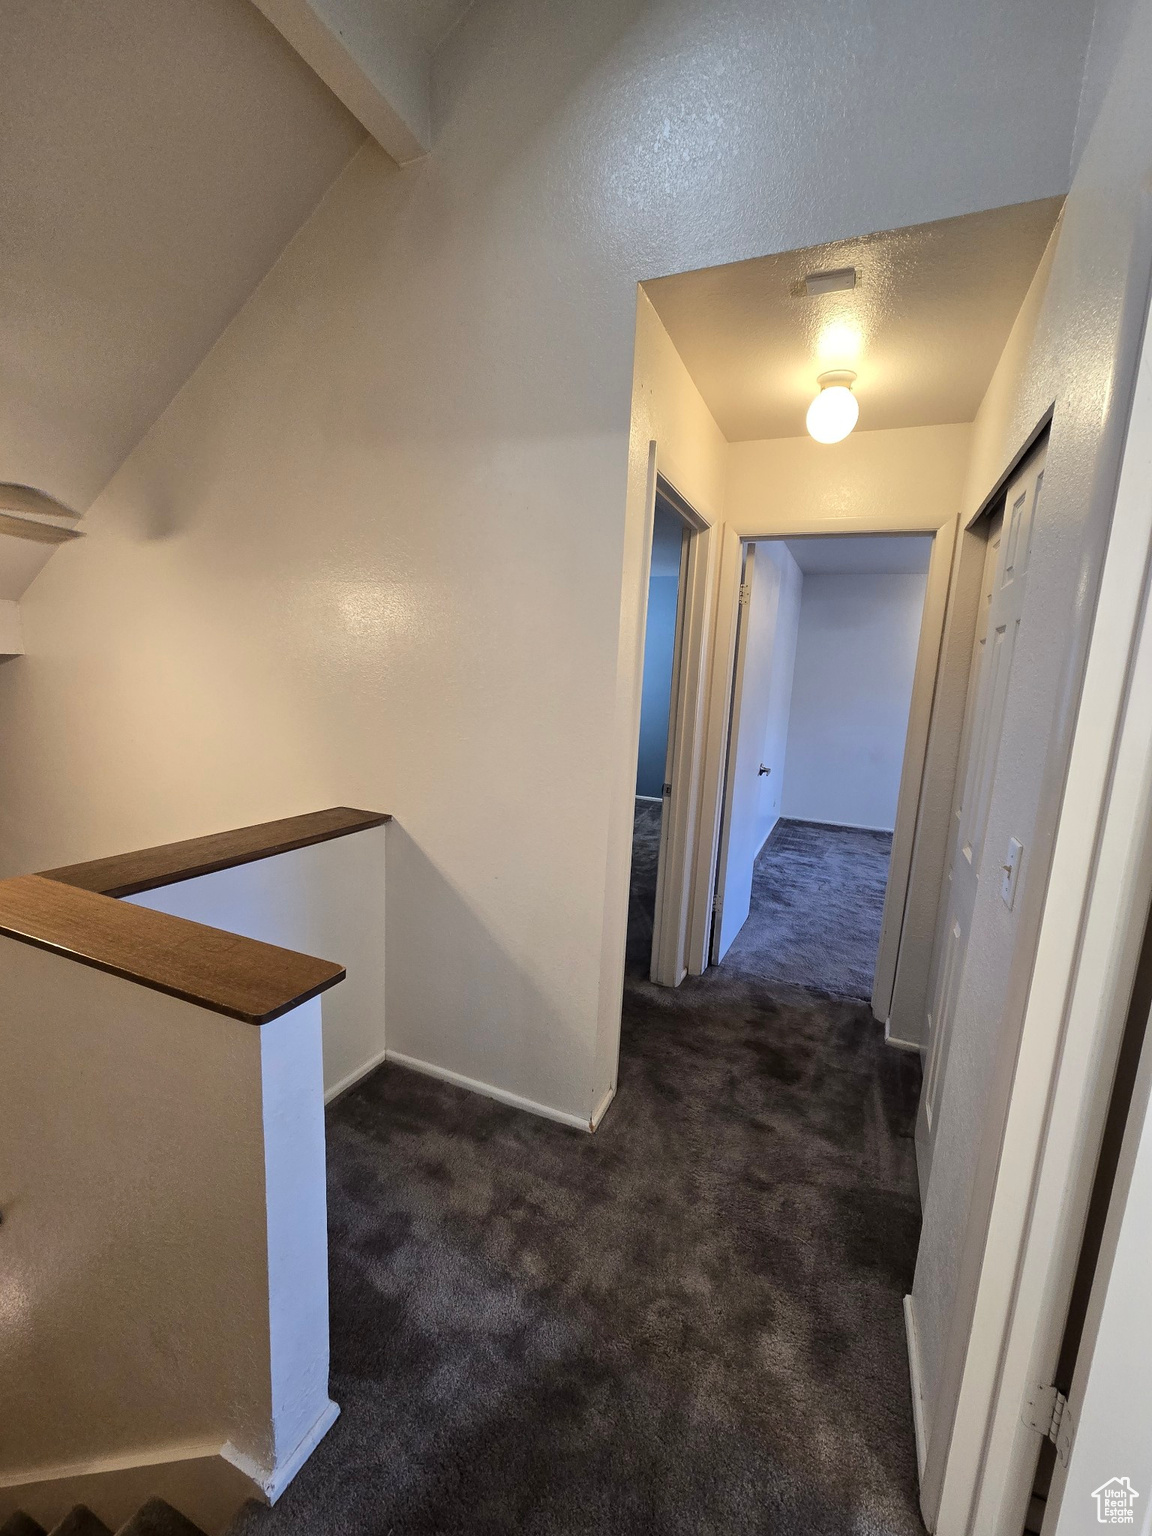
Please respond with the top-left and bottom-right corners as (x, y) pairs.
(710, 543), (798, 962)
(712, 543), (758, 961)
(916, 443), (1046, 1194)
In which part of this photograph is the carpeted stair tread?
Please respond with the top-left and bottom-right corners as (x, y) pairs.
(114, 1500), (206, 1536)
(0, 1515), (47, 1536)
(49, 1509), (111, 1536)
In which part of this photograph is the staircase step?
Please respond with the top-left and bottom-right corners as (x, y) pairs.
(114, 1501), (206, 1536)
(0, 1516), (48, 1536)
(49, 1512), (112, 1536)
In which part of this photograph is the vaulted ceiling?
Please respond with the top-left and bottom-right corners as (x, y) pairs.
(0, 0), (365, 522)
(0, 0), (483, 611)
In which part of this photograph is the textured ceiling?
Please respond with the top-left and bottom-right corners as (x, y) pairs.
(0, 0), (364, 519)
(385, 0), (476, 53)
(783, 535), (933, 576)
(644, 199), (1063, 442)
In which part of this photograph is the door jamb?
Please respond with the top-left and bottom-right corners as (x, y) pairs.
(709, 540), (756, 965)
(873, 518), (958, 1032)
(649, 469), (715, 988)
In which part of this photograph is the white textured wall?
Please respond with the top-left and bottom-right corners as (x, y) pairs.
(597, 291), (729, 1103)
(782, 573), (927, 831)
(0, 940), (332, 1487)
(1051, 1004), (1152, 1534)
(0, 0), (1094, 1128)
(126, 827), (387, 1100)
(910, 0), (1152, 1468)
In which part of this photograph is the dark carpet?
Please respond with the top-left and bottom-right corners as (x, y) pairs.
(625, 798), (663, 978)
(232, 808), (922, 1536)
(721, 818), (893, 1002)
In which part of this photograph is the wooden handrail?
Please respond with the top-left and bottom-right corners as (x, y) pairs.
(39, 806), (391, 898)
(0, 808), (390, 1024)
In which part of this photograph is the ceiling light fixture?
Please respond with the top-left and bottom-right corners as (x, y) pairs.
(806, 370), (859, 444)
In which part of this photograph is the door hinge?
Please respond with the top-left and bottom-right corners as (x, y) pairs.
(1022, 1384), (1074, 1467)
(712, 892), (723, 917)
(661, 781), (672, 798)
(738, 581), (752, 607)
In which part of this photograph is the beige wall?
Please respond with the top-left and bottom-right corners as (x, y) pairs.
(960, 226), (1060, 522)
(0, 0), (1094, 1127)
(593, 289), (729, 1106)
(726, 424), (973, 536)
(127, 827), (388, 1101)
(0, 945), (331, 1489)
(910, 0), (1152, 1486)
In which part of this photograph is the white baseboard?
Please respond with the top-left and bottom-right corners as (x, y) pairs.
(782, 815), (896, 834)
(223, 1398), (339, 1504)
(634, 794), (663, 804)
(589, 1082), (616, 1131)
(754, 814), (781, 861)
(904, 1294), (929, 1481)
(0, 1441), (262, 1536)
(385, 1050), (593, 1132)
(884, 1020), (923, 1054)
(323, 1042), (389, 1104)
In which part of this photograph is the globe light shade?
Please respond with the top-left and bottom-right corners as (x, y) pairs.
(806, 371), (859, 444)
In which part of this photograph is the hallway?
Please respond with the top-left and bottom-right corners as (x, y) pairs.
(234, 817), (924, 1536)
(723, 819), (894, 1001)
(629, 803), (893, 1002)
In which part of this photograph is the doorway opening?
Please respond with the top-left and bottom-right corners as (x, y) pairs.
(712, 533), (933, 1006)
(627, 481), (700, 984)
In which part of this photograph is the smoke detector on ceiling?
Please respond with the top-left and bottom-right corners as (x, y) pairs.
(797, 266), (858, 297)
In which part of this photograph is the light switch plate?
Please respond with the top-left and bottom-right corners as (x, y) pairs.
(1001, 837), (1023, 909)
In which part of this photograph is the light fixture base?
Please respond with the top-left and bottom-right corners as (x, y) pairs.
(816, 369), (857, 390)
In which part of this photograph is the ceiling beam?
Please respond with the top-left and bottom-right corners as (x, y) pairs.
(250, 0), (432, 164)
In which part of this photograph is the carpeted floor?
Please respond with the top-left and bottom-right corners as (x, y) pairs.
(625, 797), (664, 978)
(723, 819), (894, 1002)
(232, 807), (923, 1536)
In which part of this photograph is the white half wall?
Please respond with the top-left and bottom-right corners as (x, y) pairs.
(0, 940), (335, 1502)
(782, 573), (928, 831)
(126, 825), (387, 1100)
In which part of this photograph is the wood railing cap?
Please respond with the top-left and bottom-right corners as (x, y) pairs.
(1, 808), (390, 1023)
(39, 806), (391, 898)
(0, 874), (346, 1025)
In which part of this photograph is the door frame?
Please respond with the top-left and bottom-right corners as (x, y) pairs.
(647, 468), (715, 988)
(915, 499), (1007, 1199)
(687, 510), (962, 1046)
